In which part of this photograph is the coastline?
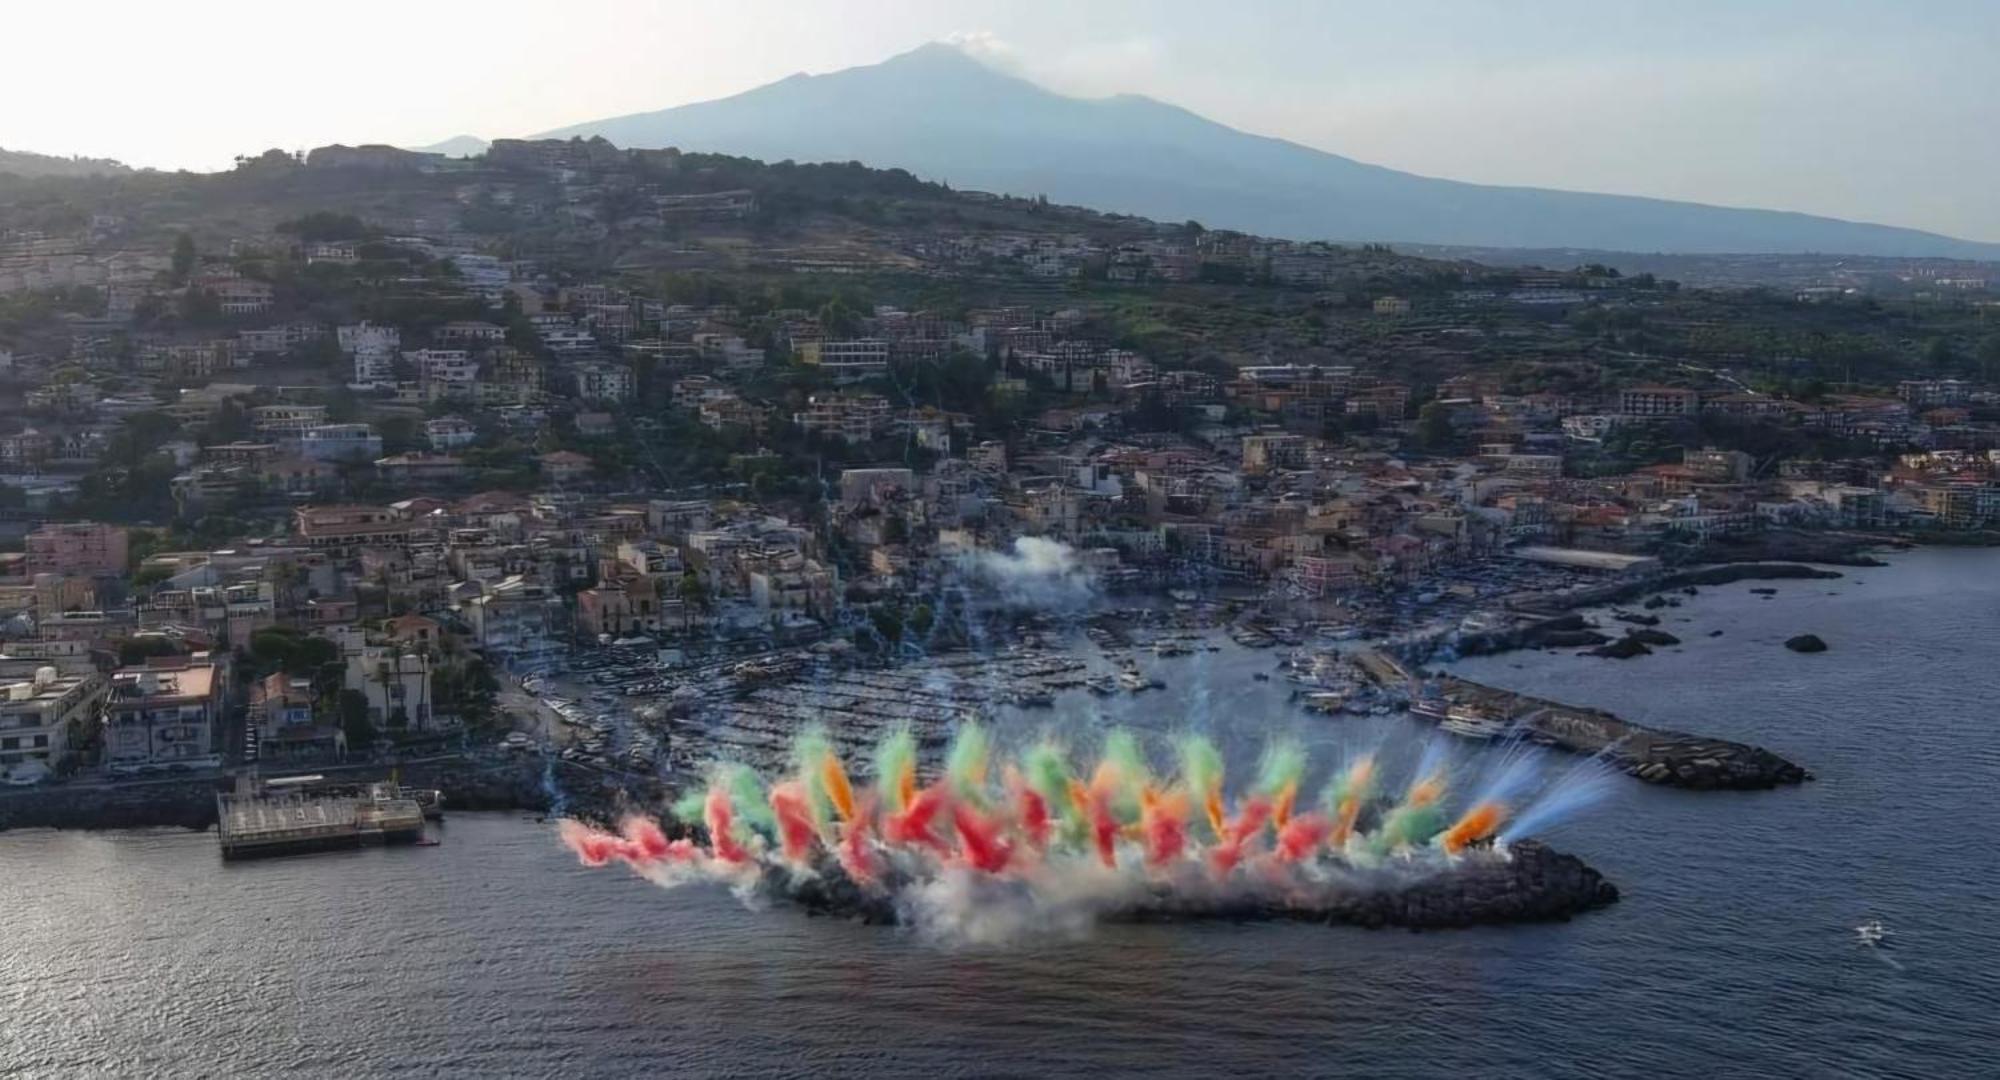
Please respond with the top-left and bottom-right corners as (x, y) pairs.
(0, 756), (667, 835)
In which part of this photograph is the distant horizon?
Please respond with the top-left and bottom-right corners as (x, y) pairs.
(7, 1), (1997, 243)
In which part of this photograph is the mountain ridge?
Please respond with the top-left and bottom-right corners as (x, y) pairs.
(532, 43), (1999, 259)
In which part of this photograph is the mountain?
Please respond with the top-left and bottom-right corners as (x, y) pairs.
(535, 43), (1999, 260)
(0, 147), (131, 179)
(408, 135), (490, 157)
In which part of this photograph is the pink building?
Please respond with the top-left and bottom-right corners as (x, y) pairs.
(24, 522), (128, 578)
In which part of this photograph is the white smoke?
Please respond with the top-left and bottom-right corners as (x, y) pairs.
(957, 537), (1098, 610)
(901, 860), (1151, 946)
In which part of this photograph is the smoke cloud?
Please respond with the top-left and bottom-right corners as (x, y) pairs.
(956, 537), (1098, 610)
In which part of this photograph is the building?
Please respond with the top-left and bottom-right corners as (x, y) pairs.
(344, 646), (435, 729)
(208, 277), (274, 316)
(251, 403), (328, 437)
(293, 505), (411, 555)
(797, 339), (890, 381)
(570, 360), (634, 403)
(1684, 447), (1755, 483)
(794, 394), (891, 443)
(1618, 386), (1701, 418)
(103, 659), (223, 772)
(338, 321), (400, 387)
(25, 522), (127, 578)
(248, 672), (342, 761)
(461, 576), (561, 664)
(424, 416), (477, 450)
(1899, 379), (1970, 408)
(298, 423), (383, 462)
(1372, 296), (1412, 316)
(0, 668), (106, 779)
(578, 579), (665, 639)
(1242, 434), (1309, 474)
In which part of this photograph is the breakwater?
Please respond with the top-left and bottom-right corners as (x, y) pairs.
(1503, 562), (1843, 620)
(1436, 674), (1810, 789)
(769, 839), (1618, 930)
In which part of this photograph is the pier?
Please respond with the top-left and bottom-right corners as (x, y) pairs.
(216, 775), (433, 860)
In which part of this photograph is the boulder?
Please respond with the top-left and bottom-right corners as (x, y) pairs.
(1785, 634), (1829, 653)
(1629, 628), (1682, 646)
(1589, 636), (1652, 660)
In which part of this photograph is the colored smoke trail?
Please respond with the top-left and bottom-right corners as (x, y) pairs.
(1176, 735), (1226, 839)
(558, 729), (1617, 943)
(874, 727), (918, 814)
(1496, 756), (1622, 847)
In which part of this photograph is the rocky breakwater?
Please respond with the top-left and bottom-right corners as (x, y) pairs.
(0, 776), (222, 832)
(1438, 675), (1810, 790)
(1527, 702), (1810, 790)
(770, 841), (1618, 931)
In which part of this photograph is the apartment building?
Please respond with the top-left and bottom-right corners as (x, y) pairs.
(24, 522), (128, 578)
(103, 659), (224, 772)
(0, 668), (106, 778)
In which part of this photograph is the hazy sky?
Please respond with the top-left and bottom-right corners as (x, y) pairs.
(7, 0), (1996, 240)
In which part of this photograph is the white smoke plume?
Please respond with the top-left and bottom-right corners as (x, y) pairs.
(957, 537), (1098, 610)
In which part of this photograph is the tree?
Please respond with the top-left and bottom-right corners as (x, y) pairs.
(338, 690), (375, 751)
(1977, 334), (2000, 381)
(1416, 401), (1455, 450)
(1924, 337), (1957, 371)
(171, 233), (196, 284)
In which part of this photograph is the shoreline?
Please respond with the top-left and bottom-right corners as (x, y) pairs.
(0, 756), (665, 835)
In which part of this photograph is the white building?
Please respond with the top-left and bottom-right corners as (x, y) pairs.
(425, 416), (477, 450)
(0, 669), (105, 780)
(339, 322), (400, 388)
(798, 339), (889, 382)
(299, 423), (383, 462)
(344, 646), (436, 729)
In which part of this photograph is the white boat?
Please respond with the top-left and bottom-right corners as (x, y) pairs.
(1440, 704), (1512, 740)
(1409, 696), (1451, 723)
(1117, 669), (1152, 692)
(1301, 691), (1348, 715)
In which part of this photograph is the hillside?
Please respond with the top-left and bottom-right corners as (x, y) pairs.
(536, 43), (2000, 260)
(0, 147), (131, 180)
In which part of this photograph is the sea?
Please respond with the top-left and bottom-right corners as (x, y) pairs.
(3, 547), (1997, 1079)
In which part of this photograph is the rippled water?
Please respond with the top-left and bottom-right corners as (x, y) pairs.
(4, 549), (1997, 1078)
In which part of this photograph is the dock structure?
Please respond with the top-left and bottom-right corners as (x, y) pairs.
(216, 775), (430, 860)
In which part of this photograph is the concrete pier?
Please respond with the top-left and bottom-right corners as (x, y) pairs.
(216, 777), (429, 859)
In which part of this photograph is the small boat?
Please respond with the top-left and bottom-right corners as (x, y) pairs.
(1409, 696), (1451, 723)
(1301, 691), (1348, 715)
(1856, 920), (1888, 946)
(1117, 669), (1151, 692)
(1440, 704), (1512, 741)
(1085, 675), (1119, 696)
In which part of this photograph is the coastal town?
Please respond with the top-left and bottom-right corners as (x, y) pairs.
(0, 137), (1996, 829)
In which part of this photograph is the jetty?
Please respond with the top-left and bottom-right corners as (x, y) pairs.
(216, 775), (437, 860)
(1429, 675), (1809, 789)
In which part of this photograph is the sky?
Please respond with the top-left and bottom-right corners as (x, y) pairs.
(5, 0), (1996, 240)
